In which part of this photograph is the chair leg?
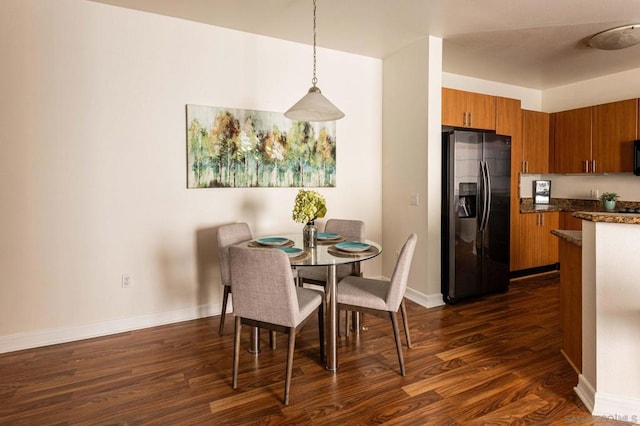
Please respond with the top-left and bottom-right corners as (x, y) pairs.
(352, 311), (362, 333)
(284, 328), (296, 405)
(232, 316), (241, 389)
(219, 286), (231, 336)
(270, 330), (277, 350)
(389, 312), (406, 376)
(400, 300), (412, 348)
(343, 310), (349, 337)
(318, 305), (325, 365)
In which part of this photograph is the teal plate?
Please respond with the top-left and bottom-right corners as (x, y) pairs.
(335, 241), (371, 252)
(256, 237), (288, 246)
(277, 247), (303, 257)
(318, 232), (340, 240)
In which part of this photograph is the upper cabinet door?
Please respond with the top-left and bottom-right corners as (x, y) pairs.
(522, 110), (550, 174)
(592, 99), (637, 173)
(466, 92), (496, 130)
(442, 88), (467, 127)
(552, 107), (592, 173)
(442, 88), (496, 130)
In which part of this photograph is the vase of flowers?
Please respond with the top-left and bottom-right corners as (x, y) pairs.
(292, 189), (327, 248)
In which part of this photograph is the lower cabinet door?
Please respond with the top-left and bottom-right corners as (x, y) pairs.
(517, 212), (559, 270)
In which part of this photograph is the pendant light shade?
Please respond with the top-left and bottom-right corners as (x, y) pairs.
(284, 0), (344, 122)
(285, 86), (345, 121)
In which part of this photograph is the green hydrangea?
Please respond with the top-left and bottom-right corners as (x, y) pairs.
(292, 189), (327, 224)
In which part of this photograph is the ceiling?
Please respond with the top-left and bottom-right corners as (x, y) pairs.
(89, 0), (640, 90)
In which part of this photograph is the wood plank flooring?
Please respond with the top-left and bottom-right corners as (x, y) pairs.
(0, 273), (631, 425)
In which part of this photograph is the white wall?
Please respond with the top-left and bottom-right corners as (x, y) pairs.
(577, 221), (640, 420)
(0, 0), (382, 352)
(443, 73), (542, 111)
(520, 174), (640, 202)
(382, 36), (443, 307)
(543, 68), (640, 113)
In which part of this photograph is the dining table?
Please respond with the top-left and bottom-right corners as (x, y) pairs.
(244, 232), (382, 372)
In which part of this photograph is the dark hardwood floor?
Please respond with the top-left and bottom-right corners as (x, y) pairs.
(0, 273), (630, 425)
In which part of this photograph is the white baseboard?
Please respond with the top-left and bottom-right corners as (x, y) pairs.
(368, 276), (444, 309)
(0, 304), (220, 354)
(405, 287), (445, 308)
(576, 374), (640, 423)
(575, 375), (596, 413)
(0, 285), (444, 355)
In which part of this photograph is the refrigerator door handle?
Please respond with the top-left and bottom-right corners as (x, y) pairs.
(477, 160), (487, 231)
(479, 161), (489, 231)
(483, 161), (492, 231)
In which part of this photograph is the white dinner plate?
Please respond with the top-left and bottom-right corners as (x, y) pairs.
(335, 241), (371, 252)
(318, 232), (340, 240)
(277, 247), (303, 257)
(256, 237), (289, 246)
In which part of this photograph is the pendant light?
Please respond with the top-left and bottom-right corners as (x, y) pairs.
(284, 0), (344, 122)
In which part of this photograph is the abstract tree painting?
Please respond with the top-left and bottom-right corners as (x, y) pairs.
(186, 105), (336, 188)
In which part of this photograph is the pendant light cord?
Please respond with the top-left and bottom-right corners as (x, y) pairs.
(312, 0), (318, 86)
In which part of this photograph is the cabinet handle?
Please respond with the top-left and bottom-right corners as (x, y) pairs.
(584, 160), (589, 173)
(540, 213), (544, 226)
(469, 112), (472, 127)
(525, 161), (529, 174)
(592, 160), (596, 173)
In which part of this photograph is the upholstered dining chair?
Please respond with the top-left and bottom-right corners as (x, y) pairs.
(216, 222), (253, 336)
(229, 246), (324, 405)
(297, 218), (365, 288)
(336, 233), (417, 376)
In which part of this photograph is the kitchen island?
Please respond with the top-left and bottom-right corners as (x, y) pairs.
(567, 211), (640, 422)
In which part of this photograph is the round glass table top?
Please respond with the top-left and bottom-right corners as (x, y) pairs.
(247, 233), (382, 266)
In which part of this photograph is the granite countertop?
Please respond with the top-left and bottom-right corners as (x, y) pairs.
(572, 211), (640, 225)
(551, 230), (582, 246)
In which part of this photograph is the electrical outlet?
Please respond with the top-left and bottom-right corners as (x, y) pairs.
(121, 273), (131, 288)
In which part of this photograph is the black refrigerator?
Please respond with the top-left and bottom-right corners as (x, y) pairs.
(441, 130), (511, 304)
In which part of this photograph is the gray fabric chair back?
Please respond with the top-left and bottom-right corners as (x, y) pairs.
(229, 246), (301, 328)
(325, 219), (365, 240)
(217, 223), (252, 287)
(385, 233), (418, 311)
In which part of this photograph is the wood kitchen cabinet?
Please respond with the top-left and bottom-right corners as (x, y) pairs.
(440, 90), (523, 272)
(552, 106), (591, 173)
(592, 98), (637, 173)
(442, 88), (496, 130)
(521, 110), (550, 173)
(558, 238), (582, 373)
(552, 99), (637, 173)
(561, 211), (582, 231)
(516, 211), (559, 270)
(494, 97), (523, 272)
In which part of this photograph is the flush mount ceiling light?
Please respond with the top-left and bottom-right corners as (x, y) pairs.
(284, 0), (344, 122)
(588, 24), (640, 50)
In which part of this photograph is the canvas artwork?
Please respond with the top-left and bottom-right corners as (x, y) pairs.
(186, 104), (336, 188)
